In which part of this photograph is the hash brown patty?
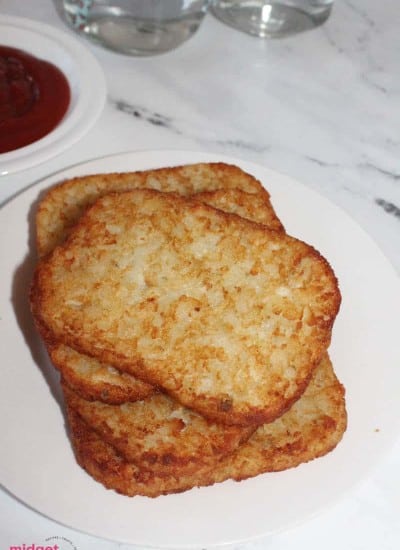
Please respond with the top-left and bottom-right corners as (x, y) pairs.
(32, 189), (341, 426)
(36, 163), (276, 258)
(44, 186), (283, 405)
(63, 382), (254, 477)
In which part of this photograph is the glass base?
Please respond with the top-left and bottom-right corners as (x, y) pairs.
(211, 1), (332, 38)
(65, 7), (205, 56)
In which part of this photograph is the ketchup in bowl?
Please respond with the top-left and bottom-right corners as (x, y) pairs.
(0, 46), (70, 154)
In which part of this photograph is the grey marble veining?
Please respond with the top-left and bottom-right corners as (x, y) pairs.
(375, 198), (400, 219)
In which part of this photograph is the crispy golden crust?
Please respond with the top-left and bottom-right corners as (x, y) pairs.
(63, 381), (254, 477)
(37, 185), (283, 405)
(194, 189), (284, 232)
(67, 355), (346, 497)
(50, 344), (156, 404)
(36, 163), (270, 258)
(36, 169), (278, 405)
(213, 354), (347, 479)
(32, 189), (340, 426)
(67, 407), (218, 498)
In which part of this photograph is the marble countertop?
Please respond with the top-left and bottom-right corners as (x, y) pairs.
(1, 0), (399, 548)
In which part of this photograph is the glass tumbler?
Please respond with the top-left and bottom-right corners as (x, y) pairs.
(62, 0), (210, 55)
(211, 0), (333, 37)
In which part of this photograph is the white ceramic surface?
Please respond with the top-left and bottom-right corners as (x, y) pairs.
(0, 150), (399, 548)
(0, 15), (106, 175)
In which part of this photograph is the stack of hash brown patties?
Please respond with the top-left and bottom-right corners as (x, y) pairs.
(30, 163), (346, 497)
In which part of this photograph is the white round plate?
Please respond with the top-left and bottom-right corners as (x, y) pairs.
(0, 15), (106, 175)
(0, 150), (399, 548)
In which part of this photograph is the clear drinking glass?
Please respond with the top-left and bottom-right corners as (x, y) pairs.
(211, 0), (333, 37)
(61, 0), (210, 55)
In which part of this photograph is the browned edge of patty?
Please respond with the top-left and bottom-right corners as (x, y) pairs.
(49, 343), (156, 404)
(62, 379), (255, 477)
(66, 356), (346, 497)
(67, 406), (218, 498)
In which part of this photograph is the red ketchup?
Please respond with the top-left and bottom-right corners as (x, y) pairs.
(0, 46), (71, 154)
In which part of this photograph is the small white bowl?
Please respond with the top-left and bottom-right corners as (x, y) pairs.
(0, 15), (106, 175)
